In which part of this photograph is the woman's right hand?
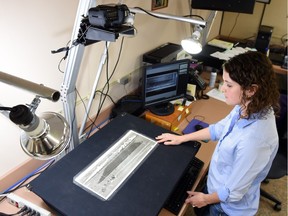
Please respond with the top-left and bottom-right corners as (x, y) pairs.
(155, 133), (185, 145)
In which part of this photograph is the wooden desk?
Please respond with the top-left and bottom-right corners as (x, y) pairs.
(273, 64), (287, 75)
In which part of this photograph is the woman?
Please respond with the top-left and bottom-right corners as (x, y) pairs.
(156, 51), (280, 215)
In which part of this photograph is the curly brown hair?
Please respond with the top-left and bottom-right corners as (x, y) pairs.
(223, 51), (280, 118)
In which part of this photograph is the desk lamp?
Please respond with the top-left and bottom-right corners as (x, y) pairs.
(129, 7), (206, 55)
(181, 25), (203, 54)
(0, 71), (70, 160)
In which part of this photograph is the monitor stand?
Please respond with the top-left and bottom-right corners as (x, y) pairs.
(148, 102), (174, 116)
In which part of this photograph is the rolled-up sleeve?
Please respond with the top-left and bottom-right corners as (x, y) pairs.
(209, 124), (218, 141)
(217, 187), (230, 202)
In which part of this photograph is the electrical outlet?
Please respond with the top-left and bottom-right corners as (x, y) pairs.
(117, 75), (130, 85)
(7, 193), (51, 216)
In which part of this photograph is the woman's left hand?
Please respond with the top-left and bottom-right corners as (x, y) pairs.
(185, 191), (209, 208)
(155, 133), (184, 145)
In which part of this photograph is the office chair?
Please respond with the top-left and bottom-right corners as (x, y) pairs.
(260, 94), (287, 211)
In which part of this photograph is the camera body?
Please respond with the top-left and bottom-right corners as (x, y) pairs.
(88, 4), (130, 28)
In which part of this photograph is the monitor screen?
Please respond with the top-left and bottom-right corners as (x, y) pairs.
(191, 0), (256, 14)
(142, 59), (190, 116)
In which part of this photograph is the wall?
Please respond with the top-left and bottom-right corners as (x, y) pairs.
(220, 0), (288, 45)
(0, 0), (221, 188)
(0, 0), (78, 182)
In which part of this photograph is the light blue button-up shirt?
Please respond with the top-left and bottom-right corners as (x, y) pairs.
(208, 105), (278, 216)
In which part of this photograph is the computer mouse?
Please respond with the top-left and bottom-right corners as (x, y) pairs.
(195, 124), (204, 131)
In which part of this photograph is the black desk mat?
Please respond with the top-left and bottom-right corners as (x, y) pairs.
(30, 113), (200, 216)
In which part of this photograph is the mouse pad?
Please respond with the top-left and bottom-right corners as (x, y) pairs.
(182, 119), (209, 134)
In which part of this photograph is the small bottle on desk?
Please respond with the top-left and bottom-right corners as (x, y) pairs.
(209, 71), (217, 88)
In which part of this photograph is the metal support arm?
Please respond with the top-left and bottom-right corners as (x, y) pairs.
(61, 0), (96, 150)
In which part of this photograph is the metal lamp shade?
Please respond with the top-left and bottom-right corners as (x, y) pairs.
(20, 112), (70, 160)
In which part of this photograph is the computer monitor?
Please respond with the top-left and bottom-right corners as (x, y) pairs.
(142, 59), (190, 116)
(191, 0), (256, 14)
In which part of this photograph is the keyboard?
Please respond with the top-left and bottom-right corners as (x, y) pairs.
(164, 156), (204, 215)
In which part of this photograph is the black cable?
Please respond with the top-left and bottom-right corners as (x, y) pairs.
(258, 3), (266, 29)
(95, 90), (116, 105)
(54, 40), (73, 73)
(183, 14), (204, 20)
(228, 13), (240, 38)
(20, 206), (31, 216)
(96, 42), (114, 120)
(57, 55), (66, 73)
(185, 114), (205, 124)
(184, 115), (205, 130)
(193, 115), (206, 122)
(183, 14), (204, 35)
(0, 206), (27, 216)
(281, 33), (288, 46)
(186, 0), (199, 35)
(76, 88), (99, 131)
(75, 21), (92, 45)
(19, 160), (55, 190)
(132, 7), (169, 20)
(189, 0), (193, 21)
(200, 90), (209, 100)
(0, 106), (12, 111)
(196, 89), (209, 100)
(195, 87), (209, 100)
(83, 90), (117, 132)
(86, 37), (125, 137)
(243, 35), (256, 41)
(54, 21), (91, 74)
(86, 42), (111, 137)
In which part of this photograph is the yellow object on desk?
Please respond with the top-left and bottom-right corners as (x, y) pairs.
(208, 38), (234, 50)
(145, 105), (190, 133)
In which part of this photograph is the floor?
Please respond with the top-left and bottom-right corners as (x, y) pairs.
(184, 176), (287, 216)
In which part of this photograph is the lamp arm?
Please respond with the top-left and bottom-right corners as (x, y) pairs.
(201, 11), (217, 45)
(0, 71), (60, 102)
(129, 7), (206, 27)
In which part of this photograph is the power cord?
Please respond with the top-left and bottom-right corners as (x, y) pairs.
(132, 7), (169, 20)
(0, 206), (28, 216)
(195, 89), (209, 100)
(0, 160), (55, 197)
(0, 205), (42, 216)
(86, 37), (125, 138)
(185, 114), (205, 124)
